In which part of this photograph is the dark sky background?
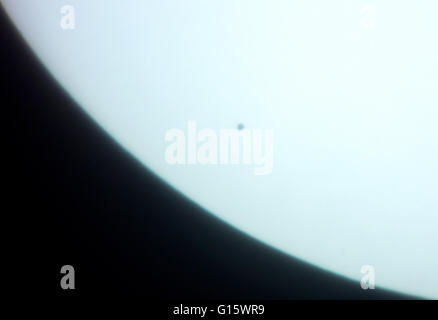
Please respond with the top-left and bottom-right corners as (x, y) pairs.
(2, 7), (414, 300)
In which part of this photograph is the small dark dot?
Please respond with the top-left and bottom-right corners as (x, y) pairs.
(237, 123), (244, 130)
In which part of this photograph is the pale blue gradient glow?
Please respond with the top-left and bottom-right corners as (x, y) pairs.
(3, 0), (437, 298)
